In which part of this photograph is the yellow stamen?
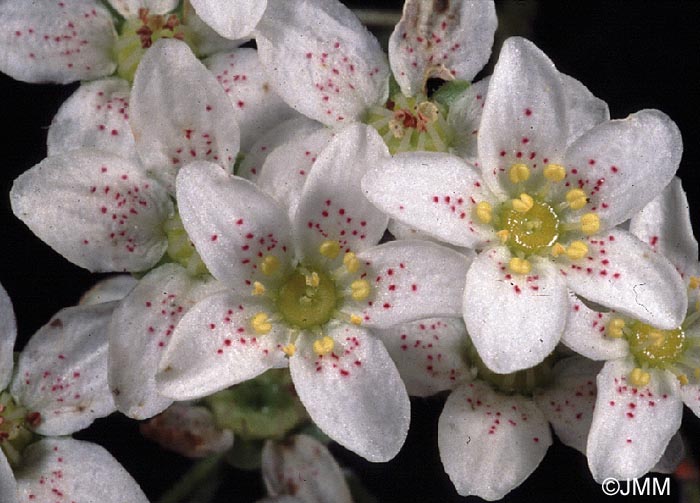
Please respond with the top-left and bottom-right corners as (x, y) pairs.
(565, 189), (588, 210)
(607, 318), (625, 338)
(261, 255), (280, 275)
(350, 280), (371, 301)
(509, 163), (530, 184)
(416, 101), (438, 122)
(511, 193), (534, 213)
(343, 252), (360, 273)
(689, 276), (700, 290)
(313, 336), (335, 356)
(282, 343), (296, 357)
(319, 240), (341, 259)
(388, 119), (404, 139)
(566, 241), (589, 260)
(628, 367), (651, 387)
(251, 281), (266, 296)
(251, 312), (272, 335)
(543, 163), (566, 182)
(475, 201), (493, 224)
(678, 373), (689, 386)
(508, 257), (531, 275)
(550, 243), (566, 257)
(305, 271), (320, 288)
(350, 314), (363, 325)
(580, 213), (600, 235)
(496, 229), (510, 244)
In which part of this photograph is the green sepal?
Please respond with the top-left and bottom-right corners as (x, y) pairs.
(432, 80), (471, 109)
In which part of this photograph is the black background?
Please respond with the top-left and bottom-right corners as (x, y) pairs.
(1, 1), (699, 501)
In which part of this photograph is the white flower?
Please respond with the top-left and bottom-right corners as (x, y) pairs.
(155, 124), (471, 461)
(363, 37), (686, 374)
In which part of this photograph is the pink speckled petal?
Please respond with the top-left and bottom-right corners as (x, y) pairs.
(389, 0), (496, 97)
(262, 435), (352, 503)
(629, 177), (699, 282)
(205, 48), (298, 151)
(533, 355), (602, 454)
(560, 291), (628, 360)
(374, 317), (471, 397)
(438, 381), (551, 500)
(131, 39), (240, 193)
(0, 283), (17, 390)
(562, 110), (682, 228)
(447, 77), (489, 163)
(561, 73), (609, 146)
(561, 228), (687, 330)
(0, 451), (18, 503)
(256, 0), (389, 127)
(176, 162), (294, 291)
(362, 152), (496, 248)
(352, 240), (471, 328)
(108, 264), (223, 419)
(107, 0), (178, 17)
(79, 275), (138, 306)
(464, 246), (568, 374)
(157, 291), (289, 400)
(10, 303), (116, 436)
(0, 0), (116, 84)
(290, 324), (409, 462)
(294, 124), (389, 261)
(478, 37), (567, 198)
(47, 77), (137, 164)
(10, 149), (173, 273)
(15, 438), (149, 503)
(190, 0), (266, 40)
(587, 359), (682, 482)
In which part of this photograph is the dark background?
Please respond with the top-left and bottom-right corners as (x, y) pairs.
(1, 1), (699, 501)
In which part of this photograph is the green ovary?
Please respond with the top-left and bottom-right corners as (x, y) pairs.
(500, 199), (561, 256)
(276, 268), (338, 330)
(627, 322), (687, 368)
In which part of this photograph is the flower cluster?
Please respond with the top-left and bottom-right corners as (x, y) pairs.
(0, 0), (697, 501)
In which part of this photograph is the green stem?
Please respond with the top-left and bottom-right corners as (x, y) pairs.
(157, 454), (224, 503)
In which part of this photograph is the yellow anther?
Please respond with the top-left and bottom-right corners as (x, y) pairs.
(496, 229), (510, 244)
(543, 163), (566, 182)
(251, 312), (272, 335)
(550, 243), (566, 257)
(343, 252), (360, 273)
(282, 343), (296, 357)
(350, 279), (371, 301)
(389, 119), (404, 139)
(350, 314), (363, 325)
(319, 240), (341, 259)
(313, 336), (335, 356)
(580, 213), (600, 235)
(511, 193), (534, 213)
(689, 276), (700, 290)
(628, 367), (651, 387)
(694, 367), (700, 379)
(509, 163), (531, 184)
(261, 255), (280, 275)
(305, 271), (320, 288)
(416, 101), (439, 122)
(508, 257), (531, 275)
(251, 281), (266, 296)
(607, 318), (625, 338)
(475, 201), (493, 224)
(678, 373), (689, 386)
(566, 241), (589, 260)
(565, 189), (588, 210)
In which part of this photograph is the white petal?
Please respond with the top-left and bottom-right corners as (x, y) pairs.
(15, 438), (148, 503)
(47, 78), (137, 163)
(10, 303), (117, 436)
(374, 317), (471, 397)
(561, 73), (609, 146)
(0, 0), (116, 84)
(478, 37), (567, 198)
(464, 247), (568, 373)
(131, 38), (240, 193)
(108, 0), (178, 17)
(262, 435), (352, 503)
(438, 381), (551, 500)
(0, 451), (18, 503)
(204, 48), (298, 152)
(79, 275), (138, 305)
(533, 356), (603, 454)
(290, 324), (409, 462)
(447, 77), (489, 162)
(389, 0), (496, 96)
(629, 177), (699, 281)
(185, 5), (247, 56)
(562, 110), (682, 227)
(257, 126), (334, 220)
(680, 381), (700, 418)
(108, 264), (222, 419)
(256, 0), (389, 127)
(362, 151), (496, 248)
(11, 149), (172, 272)
(0, 282), (17, 390)
(587, 359), (683, 482)
(653, 432), (684, 474)
(354, 240), (471, 328)
(560, 291), (629, 360)
(562, 228), (687, 329)
(176, 162), (294, 291)
(190, 0), (266, 40)
(157, 291), (288, 400)
(294, 124), (389, 261)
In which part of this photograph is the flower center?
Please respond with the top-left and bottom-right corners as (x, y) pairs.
(163, 210), (209, 276)
(115, 8), (196, 82)
(276, 268), (338, 330)
(626, 322), (687, 368)
(0, 391), (38, 467)
(499, 198), (560, 256)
